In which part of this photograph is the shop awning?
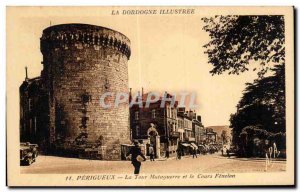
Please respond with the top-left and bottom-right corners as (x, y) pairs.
(191, 143), (198, 149)
(181, 143), (190, 147)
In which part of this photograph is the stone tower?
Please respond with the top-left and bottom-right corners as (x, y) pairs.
(40, 24), (131, 160)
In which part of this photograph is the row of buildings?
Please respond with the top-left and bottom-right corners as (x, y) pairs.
(129, 90), (217, 158)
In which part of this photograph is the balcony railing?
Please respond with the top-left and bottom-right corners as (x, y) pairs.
(170, 132), (180, 138)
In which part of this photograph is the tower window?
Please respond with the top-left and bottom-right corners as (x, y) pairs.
(136, 125), (140, 136)
(81, 93), (91, 103)
(135, 111), (139, 120)
(28, 98), (33, 111)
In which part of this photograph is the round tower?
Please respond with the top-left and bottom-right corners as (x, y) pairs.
(40, 24), (131, 160)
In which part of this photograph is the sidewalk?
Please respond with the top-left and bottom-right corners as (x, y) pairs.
(215, 155), (287, 162)
(152, 154), (199, 161)
(153, 153), (287, 162)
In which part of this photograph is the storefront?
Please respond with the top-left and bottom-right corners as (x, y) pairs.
(180, 143), (191, 156)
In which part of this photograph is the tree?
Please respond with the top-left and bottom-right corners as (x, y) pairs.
(202, 16), (286, 157)
(229, 64), (285, 145)
(202, 16), (284, 76)
(221, 130), (227, 144)
(238, 126), (271, 157)
(237, 64), (285, 129)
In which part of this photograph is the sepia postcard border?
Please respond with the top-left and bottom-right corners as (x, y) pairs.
(6, 6), (295, 187)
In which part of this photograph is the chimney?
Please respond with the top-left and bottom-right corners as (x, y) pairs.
(197, 115), (202, 122)
(25, 66), (28, 81)
(129, 88), (132, 102)
(192, 112), (196, 120)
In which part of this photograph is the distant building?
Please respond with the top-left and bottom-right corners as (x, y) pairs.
(176, 108), (205, 154)
(192, 115), (205, 145)
(177, 108), (205, 144)
(177, 112), (185, 141)
(206, 125), (232, 145)
(204, 128), (217, 144)
(183, 111), (194, 142)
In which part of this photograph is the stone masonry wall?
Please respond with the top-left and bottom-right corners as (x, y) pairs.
(40, 24), (131, 160)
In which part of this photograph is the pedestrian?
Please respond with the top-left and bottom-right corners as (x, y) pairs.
(176, 147), (181, 160)
(264, 140), (271, 171)
(268, 146), (273, 167)
(273, 142), (278, 158)
(226, 148), (230, 158)
(126, 140), (146, 175)
(149, 144), (155, 161)
(32, 146), (38, 162)
(221, 148), (224, 156)
(165, 147), (170, 158)
(192, 147), (197, 158)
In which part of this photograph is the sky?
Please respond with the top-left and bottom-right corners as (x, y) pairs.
(7, 7), (260, 127)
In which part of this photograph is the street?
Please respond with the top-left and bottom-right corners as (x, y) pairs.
(20, 153), (286, 174)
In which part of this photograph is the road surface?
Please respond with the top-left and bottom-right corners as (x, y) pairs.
(21, 153), (286, 174)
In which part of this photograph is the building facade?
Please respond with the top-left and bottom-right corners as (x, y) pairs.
(130, 92), (180, 158)
(130, 96), (206, 158)
(192, 116), (204, 145)
(19, 75), (50, 151)
(177, 114), (185, 141)
(183, 116), (194, 142)
(174, 108), (205, 155)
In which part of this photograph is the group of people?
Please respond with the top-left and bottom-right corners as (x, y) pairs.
(126, 141), (200, 174)
(221, 147), (231, 158)
(265, 141), (280, 171)
(126, 140), (282, 175)
(176, 146), (198, 160)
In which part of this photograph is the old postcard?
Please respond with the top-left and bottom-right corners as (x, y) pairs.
(6, 6), (294, 186)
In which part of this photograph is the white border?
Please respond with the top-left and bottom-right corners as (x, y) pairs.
(1, 1), (298, 192)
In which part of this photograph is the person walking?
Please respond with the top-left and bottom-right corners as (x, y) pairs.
(226, 148), (230, 158)
(192, 147), (198, 158)
(176, 147), (181, 160)
(264, 140), (272, 171)
(273, 142), (278, 158)
(148, 144), (155, 161)
(126, 140), (146, 175)
(165, 147), (170, 158)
